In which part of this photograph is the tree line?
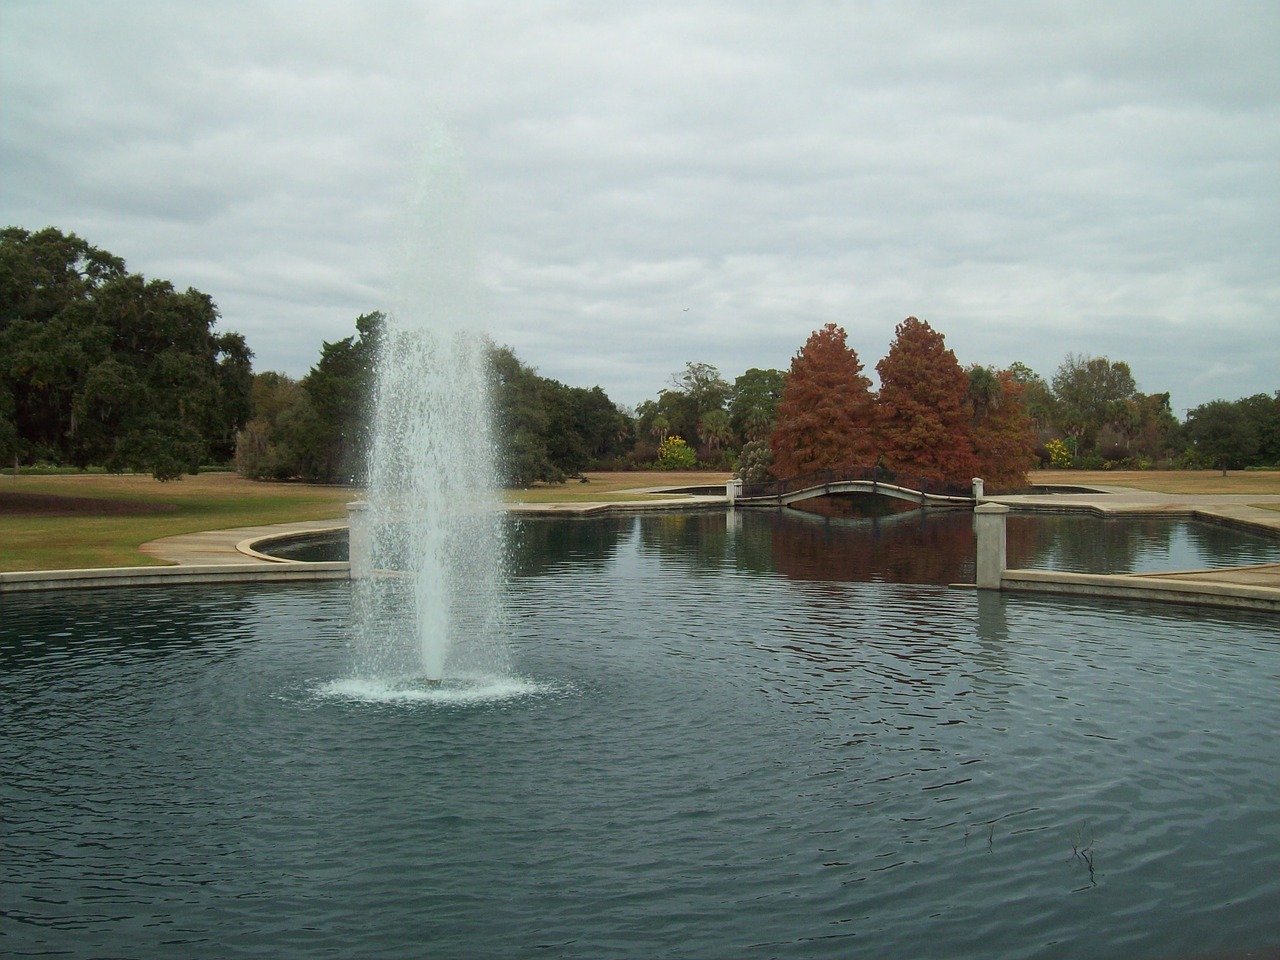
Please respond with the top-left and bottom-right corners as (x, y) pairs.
(232, 312), (634, 487)
(634, 324), (1278, 483)
(1, 227), (251, 479)
(3, 227), (1275, 483)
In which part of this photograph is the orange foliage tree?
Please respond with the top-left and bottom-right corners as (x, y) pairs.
(875, 317), (978, 487)
(770, 323), (877, 476)
(969, 367), (1037, 491)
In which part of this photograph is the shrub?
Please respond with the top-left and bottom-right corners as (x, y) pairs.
(736, 439), (775, 483)
(656, 435), (697, 470)
(1045, 438), (1073, 469)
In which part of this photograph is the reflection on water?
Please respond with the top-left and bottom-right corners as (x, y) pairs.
(1007, 511), (1280, 573)
(2, 508), (1278, 960)
(516, 503), (1280, 588)
(273, 499), (1280, 579)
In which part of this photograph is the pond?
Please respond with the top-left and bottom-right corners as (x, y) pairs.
(2, 510), (1277, 959)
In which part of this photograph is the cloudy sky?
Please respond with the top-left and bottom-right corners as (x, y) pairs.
(2, 1), (1276, 415)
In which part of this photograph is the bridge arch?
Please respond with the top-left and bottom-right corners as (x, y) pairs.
(734, 464), (976, 508)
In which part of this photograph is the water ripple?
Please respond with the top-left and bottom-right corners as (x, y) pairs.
(2, 527), (1278, 959)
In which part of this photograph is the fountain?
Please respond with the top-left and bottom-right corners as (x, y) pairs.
(349, 130), (508, 688)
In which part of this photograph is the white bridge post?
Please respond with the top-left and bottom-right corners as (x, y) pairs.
(974, 502), (1009, 590)
(726, 478), (742, 504)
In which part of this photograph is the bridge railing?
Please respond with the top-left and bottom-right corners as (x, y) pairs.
(738, 462), (974, 502)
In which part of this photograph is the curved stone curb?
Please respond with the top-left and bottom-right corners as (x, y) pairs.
(0, 561), (351, 594)
(237, 525), (350, 562)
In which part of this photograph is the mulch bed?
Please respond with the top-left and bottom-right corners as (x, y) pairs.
(0, 493), (178, 516)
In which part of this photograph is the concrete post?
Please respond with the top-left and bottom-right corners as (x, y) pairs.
(971, 477), (984, 501)
(726, 478), (742, 504)
(347, 501), (371, 579)
(974, 502), (1009, 590)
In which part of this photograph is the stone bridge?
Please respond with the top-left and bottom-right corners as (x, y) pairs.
(731, 464), (978, 508)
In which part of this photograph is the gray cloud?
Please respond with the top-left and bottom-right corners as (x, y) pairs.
(2, 0), (1276, 413)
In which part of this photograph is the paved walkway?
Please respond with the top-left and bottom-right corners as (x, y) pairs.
(140, 518), (349, 565)
(987, 483), (1280, 609)
(992, 482), (1280, 534)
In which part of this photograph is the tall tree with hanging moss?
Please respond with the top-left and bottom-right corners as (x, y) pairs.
(770, 323), (877, 476)
(876, 316), (977, 487)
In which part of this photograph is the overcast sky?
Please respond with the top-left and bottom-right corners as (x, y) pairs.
(2, 2), (1276, 415)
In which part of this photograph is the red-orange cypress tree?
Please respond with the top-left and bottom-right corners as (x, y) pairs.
(971, 368), (1037, 491)
(875, 316), (978, 487)
(770, 323), (877, 477)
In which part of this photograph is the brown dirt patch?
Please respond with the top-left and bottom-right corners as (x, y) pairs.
(0, 493), (178, 516)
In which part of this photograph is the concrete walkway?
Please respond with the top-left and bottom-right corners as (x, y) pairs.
(140, 517), (349, 565)
(991, 482), (1280, 534)
(985, 484), (1280, 611)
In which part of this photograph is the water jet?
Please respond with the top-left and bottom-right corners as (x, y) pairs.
(349, 130), (508, 688)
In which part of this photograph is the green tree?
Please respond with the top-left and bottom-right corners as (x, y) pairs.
(876, 317), (978, 487)
(1114, 392), (1179, 463)
(1184, 399), (1258, 474)
(0, 227), (251, 479)
(0, 226), (125, 329)
(212, 332), (254, 461)
(699, 407), (734, 460)
(489, 343), (557, 485)
(234, 372), (308, 479)
(729, 367), (785, 443)
(296, 311), (383, 483)
(647, 361), (731, 450)
(0, 380), (18, 470)
(1050, 354), (1137, 455)
(1238, 392), (1280, 465)
(771, 323), (876, 477)
(636, 393), (687, 447)
(564, 384), (631, 466)
(487, 343), (631, 485)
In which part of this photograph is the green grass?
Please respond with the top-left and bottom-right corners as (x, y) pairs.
(1, 473), (354, 572)
(1033, 469), (1280, 496)
(502, 470), (730, 504)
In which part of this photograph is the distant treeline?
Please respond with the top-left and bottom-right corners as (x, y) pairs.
(3, 227), (1276, 484)
(232, 311), (633, 487)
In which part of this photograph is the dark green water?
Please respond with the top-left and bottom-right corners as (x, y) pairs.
(2, 510), (1278, 959)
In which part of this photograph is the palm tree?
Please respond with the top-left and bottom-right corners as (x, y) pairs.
(699, 408), (733, 459)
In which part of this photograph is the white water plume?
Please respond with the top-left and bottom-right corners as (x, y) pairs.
(351, 128), (508, 686)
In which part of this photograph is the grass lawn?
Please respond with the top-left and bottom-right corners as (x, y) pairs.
(1, 472), (354, 572)
(503, 470), (731, 504)
(1031, 469), (1280, 496)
